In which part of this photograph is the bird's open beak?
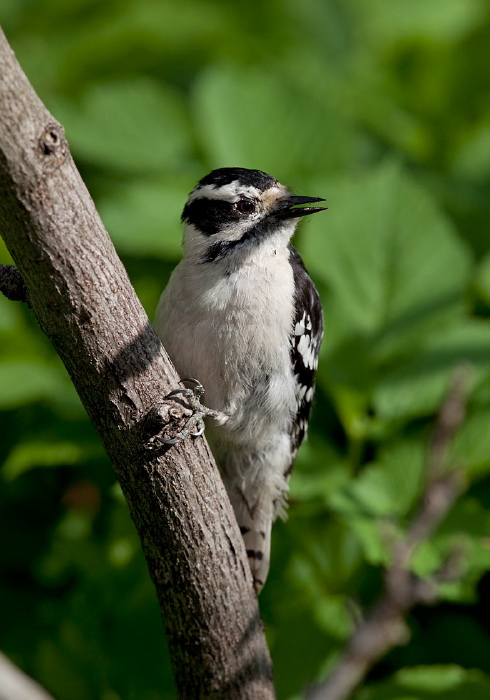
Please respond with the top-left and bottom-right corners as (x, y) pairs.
(275, 195), (327, 219)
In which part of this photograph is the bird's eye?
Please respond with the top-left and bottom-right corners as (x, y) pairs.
(236, 199), (256, 214)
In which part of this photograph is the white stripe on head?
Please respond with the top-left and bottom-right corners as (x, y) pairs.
(187, 181), (262, 204)
(188, 180), (285, 205)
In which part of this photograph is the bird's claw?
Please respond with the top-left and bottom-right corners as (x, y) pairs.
(144, 378), (227, 449)
(191, 423), (206, 438)
(157, 437), (180, 446)
(158, 378), (222, 445)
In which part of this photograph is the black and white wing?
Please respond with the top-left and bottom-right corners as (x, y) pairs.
(286, 245), (324, 473)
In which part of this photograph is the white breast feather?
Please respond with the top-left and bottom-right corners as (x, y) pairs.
(155, 232), (297, 448)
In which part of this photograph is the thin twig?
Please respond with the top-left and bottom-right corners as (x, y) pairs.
(307, 368), (470, 700)
(426, 365), (471, 478)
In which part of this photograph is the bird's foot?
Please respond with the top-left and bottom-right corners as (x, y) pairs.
(144, 378), (227, 449)
(162, 378), (224, 444)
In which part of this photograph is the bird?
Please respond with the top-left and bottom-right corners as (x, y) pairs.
(154, 167), (325, 592)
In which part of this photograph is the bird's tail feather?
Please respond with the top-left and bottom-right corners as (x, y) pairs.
(230, 487), (274, 593)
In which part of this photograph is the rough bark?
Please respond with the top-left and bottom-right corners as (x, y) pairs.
(0, 28), (275, 700)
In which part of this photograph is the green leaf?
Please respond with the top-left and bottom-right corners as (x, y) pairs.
(397, 665), (483, 692)
(346, 516), (391, 566)
(290, 436), (347, 504)
(374, 321), (490, 421)
(330, 440), (425, 519)
(475, 251), (490, 306)
(357, 665), (490, 700)
(428, 497), (490, 599)
(51, 78), (191, 173)
(449, 407), (490, 476)
(98, 179), (186, 258)
(304, 161), (473, 434)
(0, 294), (19, 332)
(313, 595), (354, 639)
(0, 0), (22, 26)
(304, 161), (471, 351)
(364, 0), (486, 43)
(2, 441), (92, 481)
(329, 467), (397, 518)
(193, 65), (355, 180)
(285, 514), (365, 595)
(0, 361), (69, 409)
(451, 122), (490, 181)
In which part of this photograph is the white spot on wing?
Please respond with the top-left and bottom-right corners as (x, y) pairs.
(297, 333), (317, 369)
(297, 385), (307, 401)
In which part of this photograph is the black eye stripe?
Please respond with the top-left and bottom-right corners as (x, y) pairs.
(182, 198), (240, 236)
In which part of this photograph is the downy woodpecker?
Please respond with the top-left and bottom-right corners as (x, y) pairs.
(155, 167), (325, 592)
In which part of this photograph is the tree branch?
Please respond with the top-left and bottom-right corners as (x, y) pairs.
(0, 28), (274, 699)
(0, 651), (56, 700)
(307, 369), (469, 700)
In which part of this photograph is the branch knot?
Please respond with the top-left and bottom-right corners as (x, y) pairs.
(38, 123), (67, 169)
(0, 264), (28, 303)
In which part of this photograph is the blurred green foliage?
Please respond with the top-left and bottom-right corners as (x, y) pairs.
(1, 1), (490, 698)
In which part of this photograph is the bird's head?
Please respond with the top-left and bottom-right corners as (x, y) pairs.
(180, 167), (326, 264)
